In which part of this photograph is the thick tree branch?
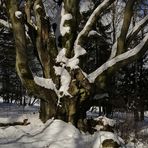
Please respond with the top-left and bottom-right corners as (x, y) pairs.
(24, 0), (33, 25)
(74, 0), (115, 46)
(5, 0), (58, 106)
(116, 0), (135, 55)
(109, 15), (148, 59)
(55, 0), (79, 57)
(62, 0), (79, 57)
(88, 33), (148, 85)
(33, 0), (51, 78)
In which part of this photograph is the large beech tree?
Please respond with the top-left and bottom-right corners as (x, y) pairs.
(3, 0), (148, 129)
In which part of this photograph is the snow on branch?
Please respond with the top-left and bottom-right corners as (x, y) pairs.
(127, 15), (148, 43)
(34, 76), (57, 91)
(34, 66), (72, 98)
(109, 15), (148, 60)
(0, 19), (11, 28)
(75, 0), (115, 46)
(55, 3), (73, 49)
(88, 33), (148, 83)
(69, 0), (115, 69)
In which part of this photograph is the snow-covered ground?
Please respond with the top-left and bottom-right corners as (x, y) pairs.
(0, 103), (124, 148)
(0, 103), (147, 148)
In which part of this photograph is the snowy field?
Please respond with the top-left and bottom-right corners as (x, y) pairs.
(0, 103), (147, 147)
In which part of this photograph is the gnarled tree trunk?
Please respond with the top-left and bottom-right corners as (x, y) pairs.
(5, 0), (148, 130)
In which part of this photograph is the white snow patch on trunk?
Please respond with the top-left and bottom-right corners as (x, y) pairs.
(54, 66), (72, 97)
(66, 45), (86, 69)
(56, 48), (68, 64)
(35, 4), (42, 11)
(15, 11), (23, 19)
(56, 45), (86, 69)
(60, 3), (72, 36)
